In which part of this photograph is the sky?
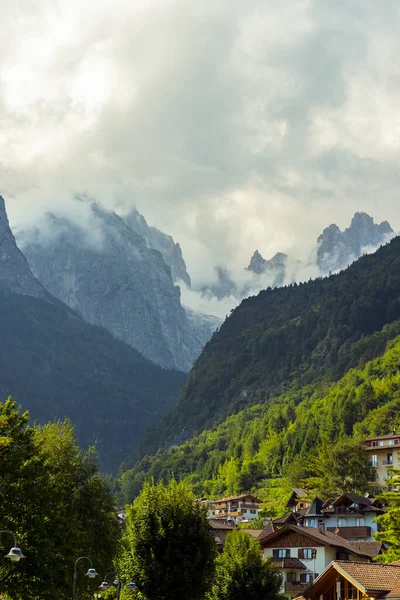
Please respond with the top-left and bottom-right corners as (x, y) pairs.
(1, 0), (400, 287)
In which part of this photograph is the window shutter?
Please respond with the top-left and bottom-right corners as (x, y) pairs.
(298, 549), (304, 559)
(273, 549), (279, 558)
(286, 549), (291, 558)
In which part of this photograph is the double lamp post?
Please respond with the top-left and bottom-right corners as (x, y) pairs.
(73, 556), (137, 599)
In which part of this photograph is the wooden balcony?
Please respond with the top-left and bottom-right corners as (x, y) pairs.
(284, 582), (308, 594)
(327, 526), (371, 538)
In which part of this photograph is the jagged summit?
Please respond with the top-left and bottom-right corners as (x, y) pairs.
(0, 196), (46, 298)
(18, 201), (216, 372)
(123, 208), (191, 287)
(317, 211), (394, 275)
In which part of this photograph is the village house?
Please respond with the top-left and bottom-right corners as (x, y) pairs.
(302, 560), (400, 600)
(259, 523), (380, 600)
(214, 494), (261, 523)
(364, 430), (400, 486)
(274, 494), (385, 542)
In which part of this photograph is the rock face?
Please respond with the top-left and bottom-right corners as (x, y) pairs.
(123, 208), (191, 287)
(18, 202), (215, 372)
(244, 212), (394, 294)
(247, 250), (288, 286)
(0, 195), (46, 298)
(317, 212), (394, 275)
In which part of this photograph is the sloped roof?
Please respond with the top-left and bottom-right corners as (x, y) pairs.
(273, 512), (299, 525)
(208, 519), (236, 530)
(304, 497), (325, 517)
(271, 557), (306, 569)
(260, 525), (373, 558)
(334, 561), (400, 594)
(332, 493), (372, 507)
(350, 541), (382, 558)
(259, 521), (277, 541)
(214, 494), (260, 503)
(242, 529), (263, 540)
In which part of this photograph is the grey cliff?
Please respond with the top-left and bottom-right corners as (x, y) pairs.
(18, 202), (216, 372)
(0, 195), (46, 298)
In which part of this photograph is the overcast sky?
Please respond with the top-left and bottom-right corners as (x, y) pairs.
(1, 0), (400, 284)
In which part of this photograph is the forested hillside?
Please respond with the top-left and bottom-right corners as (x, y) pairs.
(0, 284), (185, 472)
(119, 324), (400, 503)
(138, 236), (400, 455)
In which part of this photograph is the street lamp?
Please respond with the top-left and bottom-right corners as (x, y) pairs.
(99, 572), (121, 599)
(73, 557), (99, 600)
(126, 581), (137, 590)
(0, 530), (25, 562)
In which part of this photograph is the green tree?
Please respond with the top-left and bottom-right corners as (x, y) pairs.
(0, 398), (119, 600)
(303, 438), (377, 496)
(209, 530), (283, 600)
(119, 479), (217, 600)
(375, 469), (400, 563)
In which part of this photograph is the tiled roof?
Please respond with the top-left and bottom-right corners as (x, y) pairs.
(259, 522), (277, 541)
(271, 557), (306, 570)
(350, 541), (382, 558)
(332, 493), (372, 507)
(334, 561), (400, 593)
(387, 581), (400, 599)
(260, 525), (373, 558)
(273, 512), (299, 525)
(242, 529), (263, 539)
(214, 494), (260, 503)
(364, 433), (400, 441)
(208, 519), (236, 530)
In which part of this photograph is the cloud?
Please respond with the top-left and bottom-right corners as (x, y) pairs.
(0, 0), (399, 284)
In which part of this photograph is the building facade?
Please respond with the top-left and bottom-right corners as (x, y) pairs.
(259, 524), (376, 600)
(364, 431), (400, 486)
(214, 494), (260, 523)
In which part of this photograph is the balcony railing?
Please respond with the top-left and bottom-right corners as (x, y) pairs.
(327, 526), (371, 538)
(284, 582), (309, 594)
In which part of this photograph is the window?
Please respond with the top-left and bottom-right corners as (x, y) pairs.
(250, 509), (256, 514)
(298, 549), (316, 559)
(389, 440), (394, 446)
(387, 453), (393, 465)
(355, 518), (365, 527)
(379, 441), (384, 446)
(286, 572), (297, 583)
(337, 518), (346, 527)
(300, 573), (313, 583)
(371, 454), (378, 467)
(348, 583), (358, 600)
(306, 518), (316, 528)
(272, 549), (290, 558)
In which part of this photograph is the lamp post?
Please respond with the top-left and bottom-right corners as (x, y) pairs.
(99, 572), (122, 600)
(0, 530), (25, 562)
(73, 557), (99, 600)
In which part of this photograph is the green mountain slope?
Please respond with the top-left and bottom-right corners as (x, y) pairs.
(139, 236), (400, 455)
(0, 285), (185, 472)
(119, 324), (400, 502)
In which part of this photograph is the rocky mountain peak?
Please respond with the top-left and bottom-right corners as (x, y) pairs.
(317, 212), (394, 275)
(123, 209), (191, 287)
(0, 196), (45, 298)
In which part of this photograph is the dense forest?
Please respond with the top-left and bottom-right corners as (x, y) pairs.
(134, 236), (400, 457)
(0, 284), (185, 472)
(119, 237), (400, 504)
(119, 325), (400, 505)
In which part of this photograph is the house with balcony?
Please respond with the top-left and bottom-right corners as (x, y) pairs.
(364, 431), (400, 486)
(320, 493), (385, 541)
(276, 493), (385, 542)
(214, 494), (260, 523)
(259, 523), (380, 600)
(303, 560), (400, 600)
